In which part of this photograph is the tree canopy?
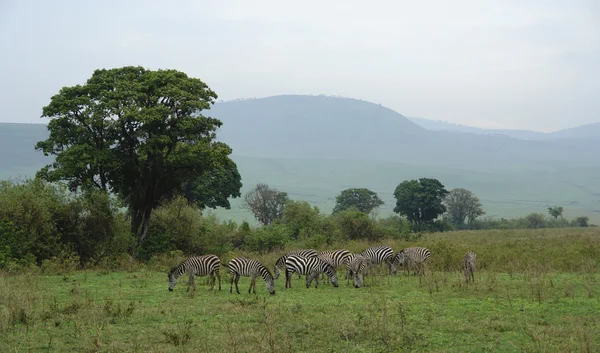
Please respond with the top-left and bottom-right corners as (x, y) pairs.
(547, 206), (564, 219)
(35, 66), (241, 252)
(393, 178), (449, 231)
(244, 183), (289, 226)
(332, 188), (384, 214)
(444, 188), (485, 225)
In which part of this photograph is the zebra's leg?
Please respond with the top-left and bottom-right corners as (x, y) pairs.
(186, 271), (194, 292)
(229, 270), (235, 293)
(209, 272), (215, 291)
(234, 273), (241, 294)
(314, 272), (319, 288)
(216, 269), (222, 291)
(285, 270), (292, 289)
(249, 274), (255, 294)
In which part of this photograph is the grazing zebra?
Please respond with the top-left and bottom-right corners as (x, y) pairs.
(222, 257), (275, 295)
(284, 255), (339, 289)
(317, 249), (351, 279)
(462, 251), (477, 283)
(391, 247), (431, 276)
(359, 245), (394, 274)
(168, 254), (222, 292)
(345, 254), (369, 288)
(273, 249), (318, 280)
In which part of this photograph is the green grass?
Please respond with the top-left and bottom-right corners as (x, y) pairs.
(2, 228), (600, 352)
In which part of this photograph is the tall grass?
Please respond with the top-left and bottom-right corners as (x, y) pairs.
(1, 227), (599, 352)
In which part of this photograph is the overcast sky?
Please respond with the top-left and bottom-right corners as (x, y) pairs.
(1, 0), (598, 132)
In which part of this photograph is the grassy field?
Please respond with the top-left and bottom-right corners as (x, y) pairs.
(2, 228), (599, 352)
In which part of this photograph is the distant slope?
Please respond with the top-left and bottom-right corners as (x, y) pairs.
(407, 116), (600, 141)
(0, 123), (52, 179)
(210, 95), (599, 167)
(406, 116), (548, 140)
(547, 123), (600, 139)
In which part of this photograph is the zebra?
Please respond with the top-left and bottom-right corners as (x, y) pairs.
(222, 257), (275, 295)
(359, 245), (394, 274)
(345, 253), (369, 288)
(317, 249), (351, 279)
(391, 247), (431, 276)
(168, 254), (222, 292)
(273, 249), (318, 280)
(462, 251), (477, 283)
(284, 255), (339, 289)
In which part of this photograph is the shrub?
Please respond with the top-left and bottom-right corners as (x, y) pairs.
(280, 201), (323, 240)
(333, 209), (382, 241)
(244, 223), (292, 253)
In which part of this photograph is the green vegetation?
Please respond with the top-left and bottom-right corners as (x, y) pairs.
(2, 228), (599, 352)
(445, 188), (486, 226)
(35, 66), (242, 252)
(332, 188), (384, 214)
(394, 178), (449, 231)
(244, 183), (289, 225)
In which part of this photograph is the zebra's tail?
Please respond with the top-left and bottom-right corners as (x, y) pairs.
(221, 263), (230, 268)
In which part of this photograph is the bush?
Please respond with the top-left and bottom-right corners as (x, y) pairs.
(57, 189), (132, 266)
(333, 209), (382, 241)
(0, 178), (66, 264)
(572, 216), (589, 228)
(280, 201), (323, 240)
(244, 223), (292, 253)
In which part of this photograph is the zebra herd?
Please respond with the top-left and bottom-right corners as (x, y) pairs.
(167, 246), (478, 295)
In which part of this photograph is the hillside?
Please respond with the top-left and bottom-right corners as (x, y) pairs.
(407, 116), (600, 141)
(210, 95), (599, 167)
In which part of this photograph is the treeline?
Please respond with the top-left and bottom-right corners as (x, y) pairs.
(0, 178), (411, 270)
(0, 178), (593, 272)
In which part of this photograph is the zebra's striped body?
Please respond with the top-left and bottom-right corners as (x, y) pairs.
(345, 254), (369, 288)
(168, 254), (222, 292)
(273, 249), (318, 279)
(317, 249), (351, 279)
(222, 257), (275, 295)
(359, 245), (394, 273)
(462, 251), (477, 283)
(391, 247), (431, 276)
(284, 255), (339, 288)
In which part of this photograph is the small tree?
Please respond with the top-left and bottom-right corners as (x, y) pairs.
(393, 178), (449, 231)
(332, 188), (384, 214)
(444, 188), (485, 225)
(244, 183), (289, 225)
(547, 206), (564, 220)
(572, 216), (589, 227)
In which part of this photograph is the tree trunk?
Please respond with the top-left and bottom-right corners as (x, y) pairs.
(129, 207), (154, 257)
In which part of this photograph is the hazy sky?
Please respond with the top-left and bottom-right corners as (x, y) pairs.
(1, 0), (598, 132)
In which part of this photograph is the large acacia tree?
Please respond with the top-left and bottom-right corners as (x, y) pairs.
(35, 66), (242, 253)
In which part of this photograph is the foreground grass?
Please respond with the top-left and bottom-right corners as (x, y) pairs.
(1, 267), (598, 352)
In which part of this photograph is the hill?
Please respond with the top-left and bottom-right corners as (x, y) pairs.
(407, 116), (600, 141)
(210, 95), (599, 168)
